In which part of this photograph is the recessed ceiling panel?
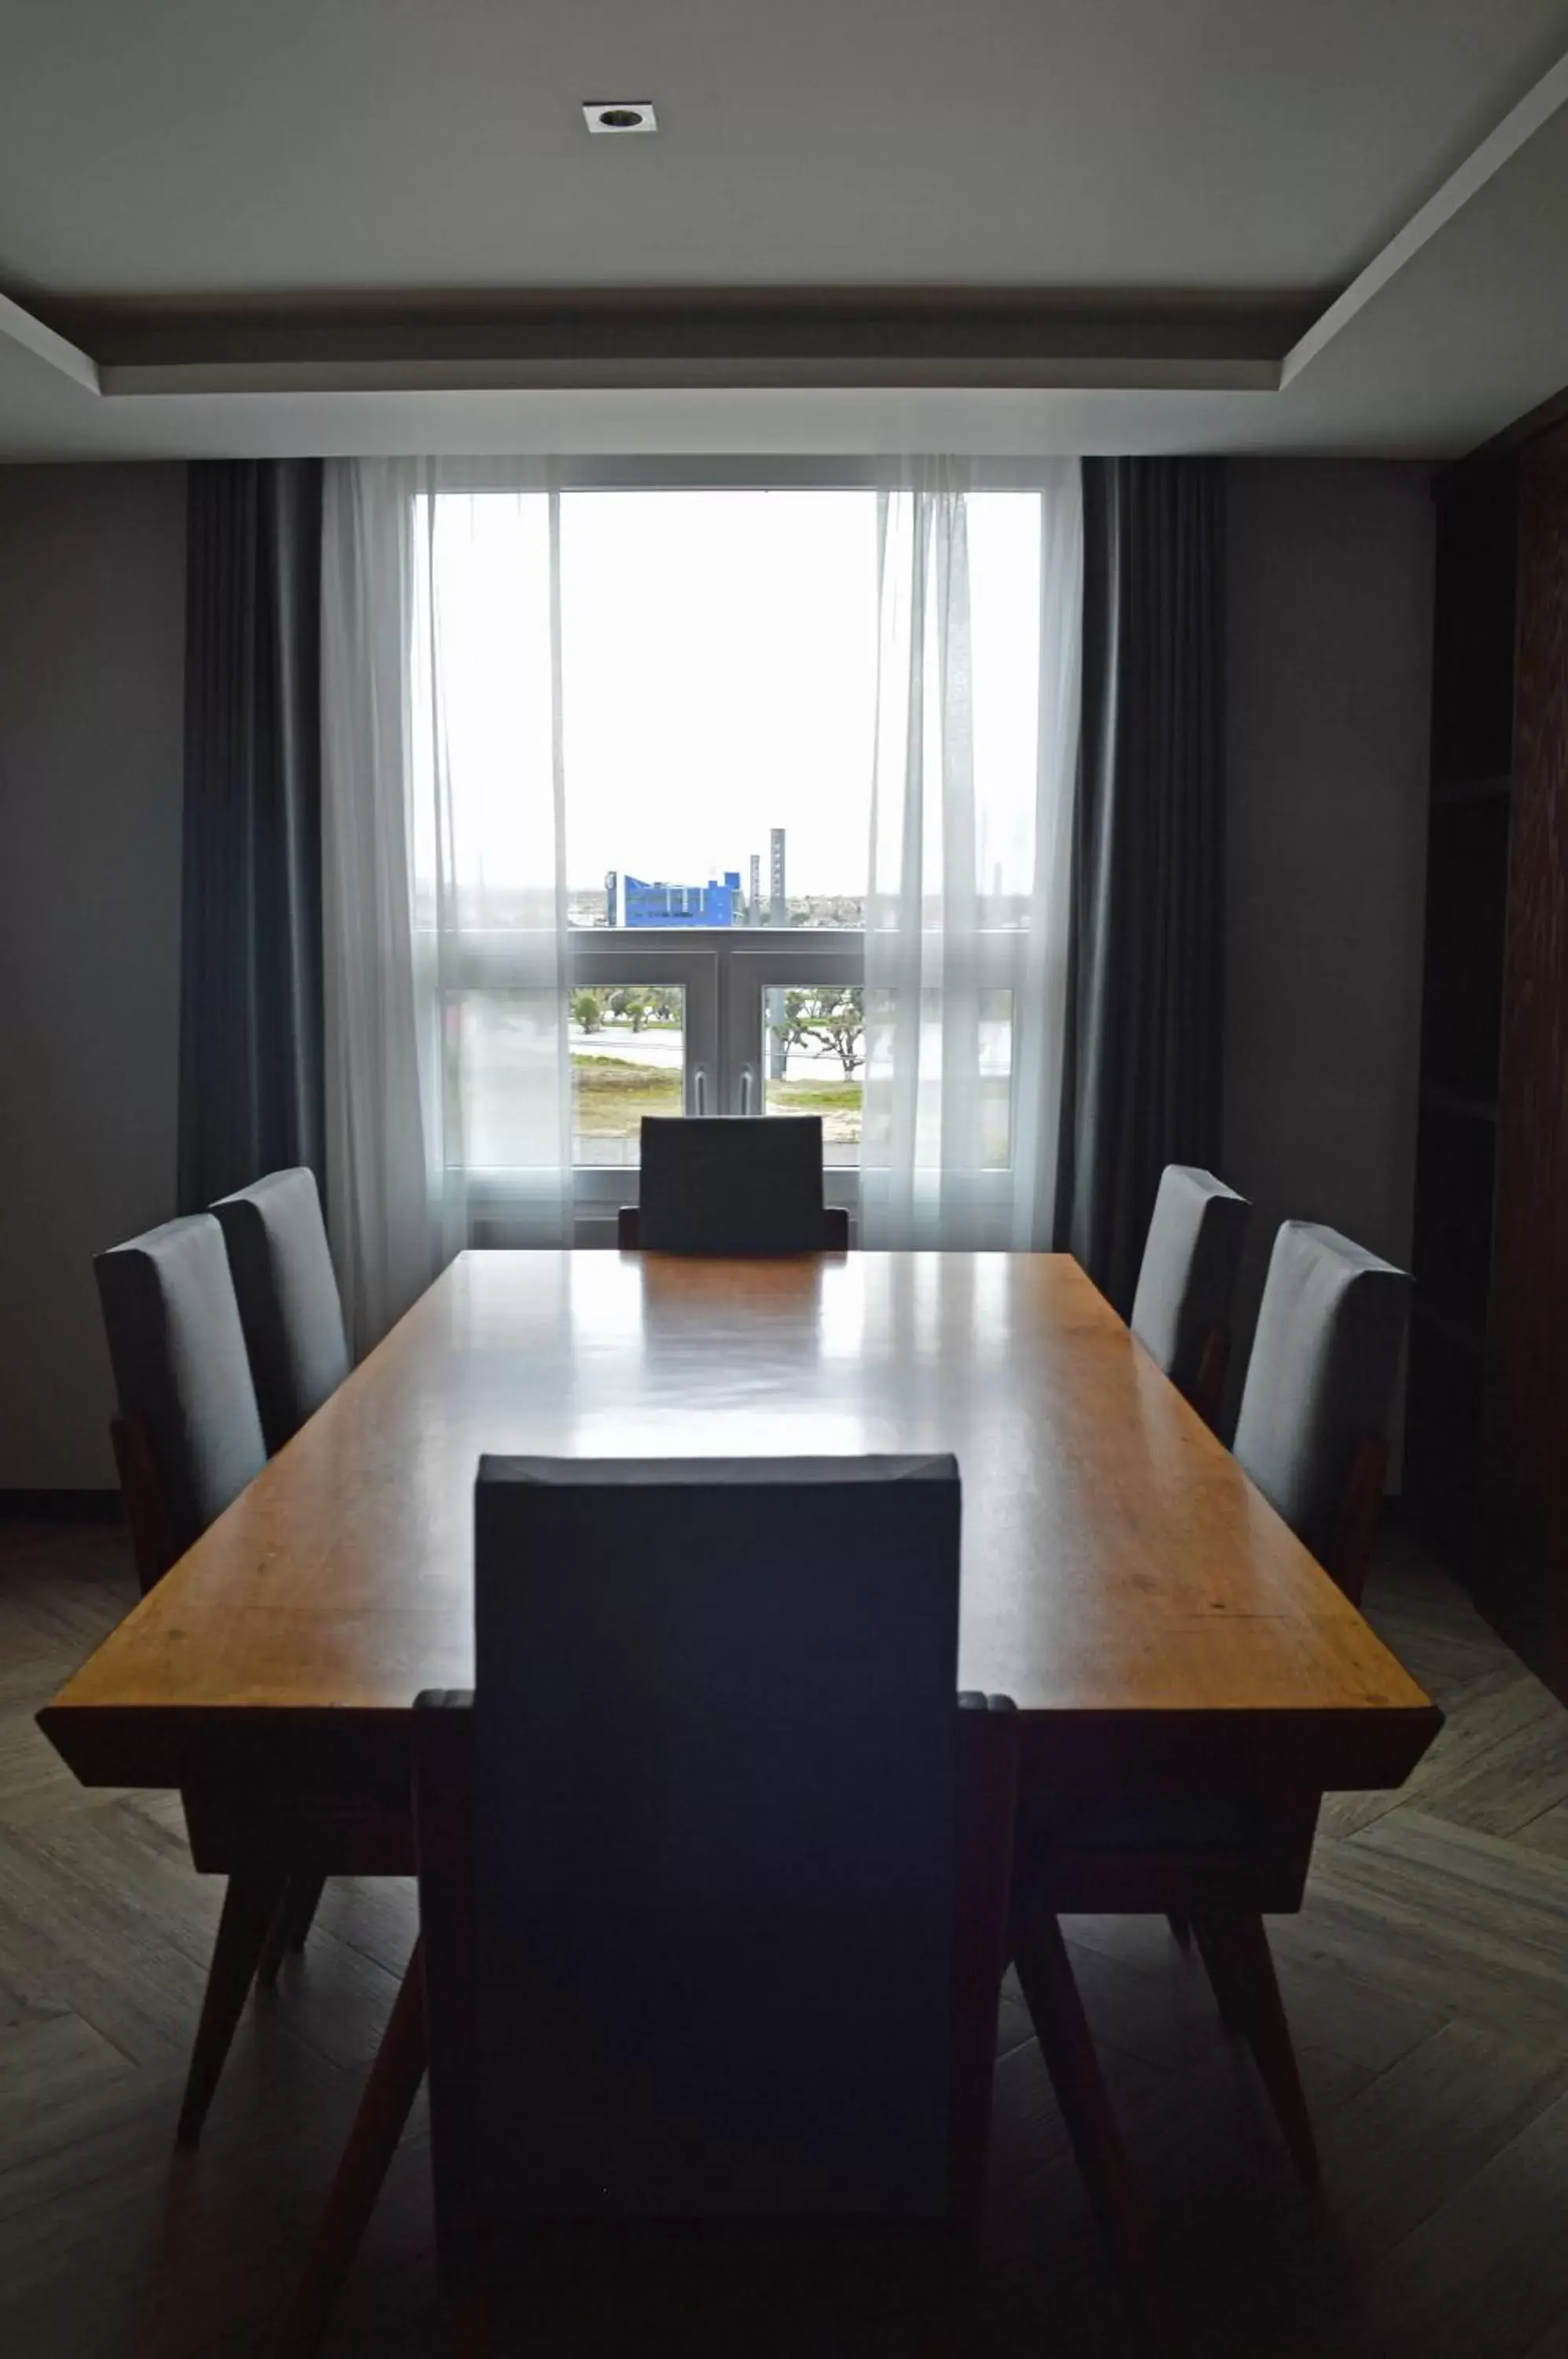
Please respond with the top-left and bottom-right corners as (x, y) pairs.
(0, 0), (1564, 300)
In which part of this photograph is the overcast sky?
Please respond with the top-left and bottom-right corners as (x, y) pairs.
(426, 488), (1044, 906)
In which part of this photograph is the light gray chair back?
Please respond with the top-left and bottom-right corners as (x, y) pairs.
(1129, 1165), (1251, 1409)
(1232, 1221), (1412, 1574)
(211, 1168), (350, 1452)
(94, 1213), (267, 1557)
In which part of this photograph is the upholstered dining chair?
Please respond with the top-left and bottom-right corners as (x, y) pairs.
(210, 1166), (352, 1975)
(1231, 1222), (1411, 1608)
(211, 1166), (350, 1454)
(1129, 1165), (1251, 1431)
(1010, 1222), (1412, 2291)
(96, 1213), (293, 2144)
(292, 1454), (1021, 2354)
(618, 1115), (849, 1251)
(96, 1213), (267, 1597)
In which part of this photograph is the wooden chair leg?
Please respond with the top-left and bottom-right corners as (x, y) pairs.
(176, 1864), (289, 2147)
(288, 1873), (327, 1952)
(290, 1941), (429, 2357)
(1192, 1912), (1319, 2184)
(1010, 1903), (1172, 2357)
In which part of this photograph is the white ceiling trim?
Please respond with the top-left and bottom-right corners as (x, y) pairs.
(0, 291), (98, 394)
(1282, 42), (1568, 388)
(95, 353), (1283, 396)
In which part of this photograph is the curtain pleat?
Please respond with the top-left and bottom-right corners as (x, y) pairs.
(1054, 457), (1226, 1311)
(320, 460), (573, 1353)
(177, 460), (325, 1210)
(860, 460), (1084, 1248)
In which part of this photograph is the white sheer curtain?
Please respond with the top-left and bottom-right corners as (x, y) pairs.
(321, 460), (572, 1351)
(859, 459), (1084, 1249)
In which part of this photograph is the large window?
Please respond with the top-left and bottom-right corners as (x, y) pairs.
(418, 483), (1051, 1215)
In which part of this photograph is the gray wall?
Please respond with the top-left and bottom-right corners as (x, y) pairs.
(0, 465), (186, 1488)
(1224, 460), (1434, 1429)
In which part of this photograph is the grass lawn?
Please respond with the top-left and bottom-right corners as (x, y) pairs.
(572, 1053), (863, 1142)
(571, 1053), (681, 1135)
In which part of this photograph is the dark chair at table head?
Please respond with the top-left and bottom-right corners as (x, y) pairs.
(211, 1166), (350, 1452)
(1232, 1220), (1412, 1601)
(94, 1213), (267, 1592)
(1128, 1165), (1250, 1430)
(413, 1451), (1017, 2304)
(620, 1115), (848, 1252)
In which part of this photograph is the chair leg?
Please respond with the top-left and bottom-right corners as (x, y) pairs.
(175, 1864), (289, 2147)
(1010, 1904), (1171, 2357)
(290, 1941), (429, 2357)
(1191, 1912), (1320, 2184)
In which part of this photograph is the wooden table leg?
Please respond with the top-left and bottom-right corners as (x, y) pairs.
(1192, 1911), (1320, 2184)
(1190, 1915), (1247, 2033)
(291, 1940), (428, 2357)
(1010, 1901), (1172, 2357)
(176, 1864), (289, 2147)
(256, 1878), (300, 1989)
(288, 1873), (328, 1952)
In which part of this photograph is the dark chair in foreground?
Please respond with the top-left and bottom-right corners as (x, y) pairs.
(95, 1214), (289, 2144)
(1128, 1165), (1250, 1430)
(619, 1114), (848, 1251)
(293, 1454), (1019, 2353)
(211, 1165), (350, 1453)
(1011, 1220), (1413, 2281)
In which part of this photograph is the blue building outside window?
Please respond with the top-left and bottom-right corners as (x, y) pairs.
(609, 871), (742, 928)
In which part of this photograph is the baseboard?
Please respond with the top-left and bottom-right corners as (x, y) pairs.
(0, 1489), (123, 1522)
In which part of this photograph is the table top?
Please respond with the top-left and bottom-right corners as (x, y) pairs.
(41, 1251), (1439, 1797)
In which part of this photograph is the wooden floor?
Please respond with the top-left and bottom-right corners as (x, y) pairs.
(6, 1521), (1568, 2357)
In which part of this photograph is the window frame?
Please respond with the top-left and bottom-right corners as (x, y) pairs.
(565, 927), (865, 1224)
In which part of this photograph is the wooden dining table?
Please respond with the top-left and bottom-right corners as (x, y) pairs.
(41, 1248), (1439, 1823)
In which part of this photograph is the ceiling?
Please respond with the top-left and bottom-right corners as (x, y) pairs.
(3, 0), (1568, 460)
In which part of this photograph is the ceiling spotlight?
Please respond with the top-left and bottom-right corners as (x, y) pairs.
(583, 101), (657, 134)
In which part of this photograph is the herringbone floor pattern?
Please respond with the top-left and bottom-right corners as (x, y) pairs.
(5, 1516), (1568, 2357)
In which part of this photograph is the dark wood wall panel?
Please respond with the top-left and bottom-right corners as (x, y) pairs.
(1408, 463), (1514, 1574)
(1485, 419), (1568, 1687)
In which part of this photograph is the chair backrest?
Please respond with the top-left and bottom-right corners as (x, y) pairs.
(1232, 1221), (1412, 1587)
(94, 1213), (267, 1570)
(1128, 1165), (1250, 1425)
(636, 1116), (830, 1253)
(210, 1167), (350, 1451)
(429, 1452), (999, 2236)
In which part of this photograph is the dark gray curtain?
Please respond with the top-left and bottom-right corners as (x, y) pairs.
(178, 460), (325, 1211)
(1054, 458), (1226, 1312)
